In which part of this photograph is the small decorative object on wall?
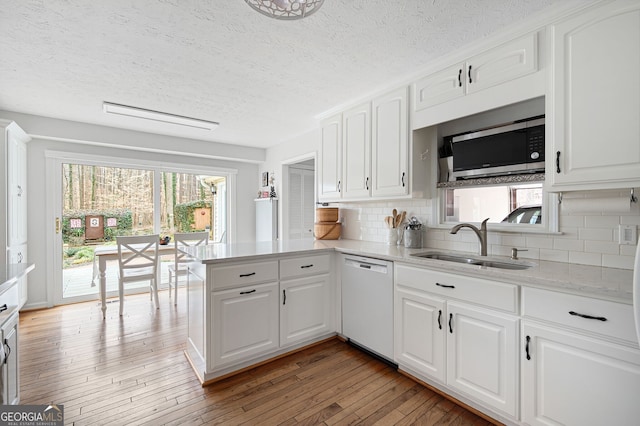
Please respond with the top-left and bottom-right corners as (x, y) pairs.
(270, 185), (277, 198)
(262, 172), (269, 187)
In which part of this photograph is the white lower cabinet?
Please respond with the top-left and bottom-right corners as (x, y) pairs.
(211, 282), (279, 368)
(1, 312), (19, 405)
(521, 321), (640, 426)
(446, 302), (518, 418)
(8, 244), (27, 309)
(395, 286), (446, 382)
(521, 286), (640, 426)
(280, 274), (332, 347)
(395, 264), (519, 419)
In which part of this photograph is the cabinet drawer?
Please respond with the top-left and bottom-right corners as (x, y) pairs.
(522, 287), (637, 344)
(280, 254), (330, 280)
(396, 264), (518, 313)
(211, 261), (278, 290)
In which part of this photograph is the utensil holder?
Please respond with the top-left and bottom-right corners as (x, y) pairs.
(404, 229), (422, 248)
(386, 228), (398, 245)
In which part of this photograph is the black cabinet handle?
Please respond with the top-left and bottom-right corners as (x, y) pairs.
(239, 289), (256, 295)
(3, 339), (10, 365)
(458, 69), (462, 87)
(366, 176), (369, 190)
(569, 311), (607, 322)
(0, 304), (8, 313)
(338, 180), (341, 193)
(468, 65), (472, 83)
(283, 289), (286, 305)
(401, 172), (405, 187)
(300, 264), (314, 269)
(525, 335), (531, 360)
(239, 272), (256, 277)
(436, 282), (455, 289)
(438, 310), (442, 330)
(448, 313), (453, 334)
(17, 185), (22, 197)
(556, 151), (561, 173)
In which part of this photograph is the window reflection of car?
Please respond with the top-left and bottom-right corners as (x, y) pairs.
(502, 205), (542, 224)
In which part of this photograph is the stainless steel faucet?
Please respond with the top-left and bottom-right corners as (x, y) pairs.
(450, 218), (490, 256)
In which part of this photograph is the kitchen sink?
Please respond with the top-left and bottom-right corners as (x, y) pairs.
(410, 251), (533, 270)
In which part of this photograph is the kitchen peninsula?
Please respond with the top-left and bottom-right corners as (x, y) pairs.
(182, 239), (638, 425)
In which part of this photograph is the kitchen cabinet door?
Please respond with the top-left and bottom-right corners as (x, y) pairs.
(211, 282), (279, 368)
(446, 301), (518, 418)
(1, 313), (19, 405)
(549, 1), (640, 190)
(371, 86), (409, 198)
(413, 63), (465, 111)
(8, 244), (27, 309)
(318, 113), (342, 201)
(7, 125), (27, 247)
(522, 321), (640, 426)
(394, 285), (446, 383)
(280, 274), (332, 347)
(465, 32), (537, 95)
(341, 102), (371, 200)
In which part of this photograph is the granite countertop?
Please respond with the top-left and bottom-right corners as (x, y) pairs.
(185, 240), (634, 305)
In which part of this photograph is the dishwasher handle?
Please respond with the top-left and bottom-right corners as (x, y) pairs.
(344, 258), (388, 274)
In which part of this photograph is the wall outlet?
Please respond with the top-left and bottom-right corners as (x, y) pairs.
(618, 225), (637, 245)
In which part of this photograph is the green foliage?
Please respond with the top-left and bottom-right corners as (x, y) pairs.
(62, 209), (133, 243)
(174, 200), (211, 232)
(63, 246), (95, 267)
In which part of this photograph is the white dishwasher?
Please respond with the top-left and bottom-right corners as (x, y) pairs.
(341, 255), (394, 363)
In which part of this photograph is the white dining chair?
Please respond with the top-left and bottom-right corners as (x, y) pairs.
(168, 231), (209, 305)
(116, 234), (160, 316)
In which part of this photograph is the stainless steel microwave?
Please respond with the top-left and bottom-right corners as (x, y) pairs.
(449, 117), (545, 179)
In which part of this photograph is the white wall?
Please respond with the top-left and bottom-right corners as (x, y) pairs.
(1, 111), (262, 309)
(262, 128), (320, 239)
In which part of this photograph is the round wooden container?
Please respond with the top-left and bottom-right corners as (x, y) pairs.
(316, 207), (339, 223)
(314, 222), (341, 240)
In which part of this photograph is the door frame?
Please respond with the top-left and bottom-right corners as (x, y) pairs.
(45, 150), (238, 306)
(280, 152), (316, 241)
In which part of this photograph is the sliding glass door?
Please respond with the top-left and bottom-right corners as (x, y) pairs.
(58, 161), (228, 303)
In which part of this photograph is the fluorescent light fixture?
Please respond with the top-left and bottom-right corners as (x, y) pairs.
(103, 102), (219, 131)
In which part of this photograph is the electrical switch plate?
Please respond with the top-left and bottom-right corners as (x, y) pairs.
(618, 225), (637, 245)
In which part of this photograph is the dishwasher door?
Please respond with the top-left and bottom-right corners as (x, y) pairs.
(341, 255), (394, 362)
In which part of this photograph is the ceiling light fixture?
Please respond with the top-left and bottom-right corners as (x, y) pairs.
(244, 0), (324, 20)
(102, 102), (219, 131)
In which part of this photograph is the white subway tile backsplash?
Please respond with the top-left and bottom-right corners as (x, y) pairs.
(584, 215), (620, 228)
(525, 236), (554, 249)
(337, 195), (637, 270)
(602, 254), (635, 269)
(539, 249), (569, 263)
(578, 228), (614, 241)
(584, 240), (620, 255)
(568, 251), (602, 267)
(553, 238), (584, 252)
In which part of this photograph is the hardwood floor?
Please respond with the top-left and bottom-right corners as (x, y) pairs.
(20, 291), (493, 425)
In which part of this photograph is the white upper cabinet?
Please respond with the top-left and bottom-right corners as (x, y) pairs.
(341, 103), (371, 200)
(372, 86), (410, 198)
(548, 0), (640, 191)
(318, 113), (342, 201)
(413, 32), (539, 112)
(318, 87), (423, 202)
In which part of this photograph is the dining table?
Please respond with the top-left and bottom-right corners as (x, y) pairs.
(92, 243), (176, 318)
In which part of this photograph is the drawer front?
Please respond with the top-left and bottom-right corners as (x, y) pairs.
(280, 254), (331, 280)
(396, 263), (518, 313)
(522, 287), (637, 344)
(211, 261), (278, 290)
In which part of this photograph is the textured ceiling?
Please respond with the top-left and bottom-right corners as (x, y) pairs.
(0, 0), (591, 149)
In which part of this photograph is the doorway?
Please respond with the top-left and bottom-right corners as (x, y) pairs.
(285, 158), (315, 240)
